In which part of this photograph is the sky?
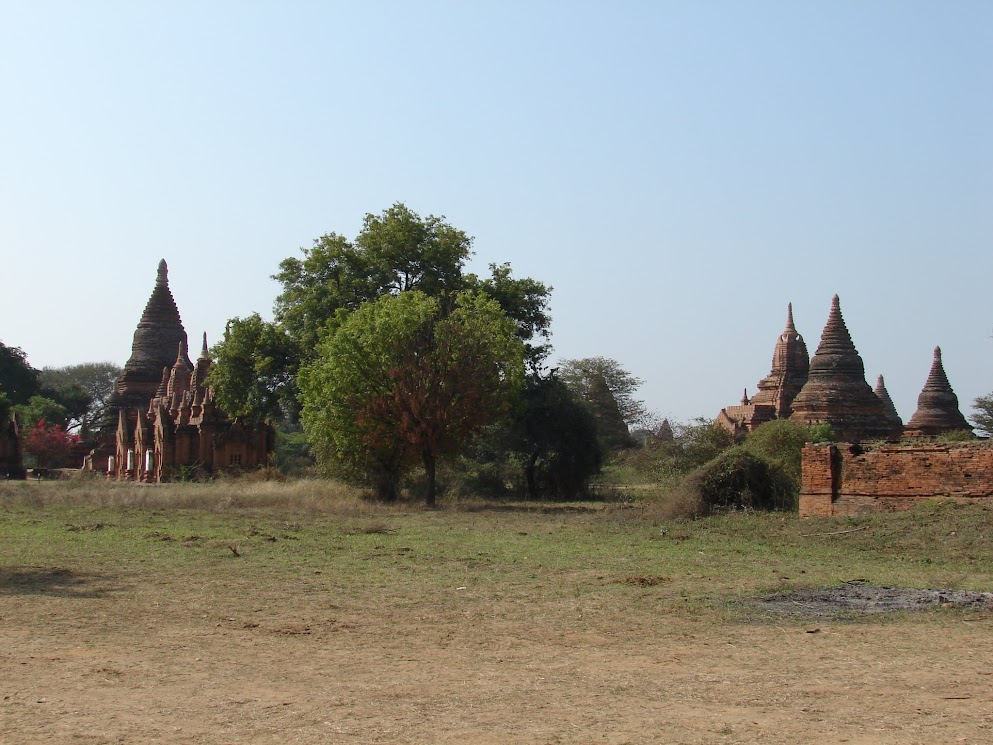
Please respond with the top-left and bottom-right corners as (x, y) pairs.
(2, 1), (991, 426)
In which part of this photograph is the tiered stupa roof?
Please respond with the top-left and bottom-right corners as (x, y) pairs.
(904, 347), (972, 436)
(750, 303), (810, 419)
(873, 374), (903, 432)
(789, 295), (899, 440)
(102, 260), (193, 429)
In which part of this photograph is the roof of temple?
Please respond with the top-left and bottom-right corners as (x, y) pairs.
(905, 347), (972, 436)
(101, 260), (193, 428)
(750, 303), (810, 418)
(789, 295), (899, 440)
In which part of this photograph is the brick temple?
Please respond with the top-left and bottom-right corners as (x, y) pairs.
(98, 260), (272, 481)
(718, 295), (971, 441)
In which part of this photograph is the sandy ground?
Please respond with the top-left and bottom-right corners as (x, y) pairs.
(2, 567), (992, 745)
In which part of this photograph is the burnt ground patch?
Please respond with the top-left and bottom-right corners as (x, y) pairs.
(737, 583), (993, 623)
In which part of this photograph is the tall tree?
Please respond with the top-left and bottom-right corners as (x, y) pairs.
(299, 291), (525, 504)
(511, 374), (602, 499)
(207, 314), (298, 427)
(38, 362), (119, 436)
(472, 263), (552, 374)
(272, 203), (474, 354)
(213, 203), (551, 428)
(558, 356), (647, 427)
(0, 341), (40, 406)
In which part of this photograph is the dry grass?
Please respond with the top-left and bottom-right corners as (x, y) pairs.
(0, 476), (385, 516)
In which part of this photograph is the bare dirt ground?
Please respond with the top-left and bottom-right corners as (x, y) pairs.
(3, 568), (992, 744)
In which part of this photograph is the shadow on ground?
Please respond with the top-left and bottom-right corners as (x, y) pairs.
(0, 566), (125, 598)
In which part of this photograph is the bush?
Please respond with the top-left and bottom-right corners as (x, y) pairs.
(743, 419), (834, 483)
(666, 446), (796, 518)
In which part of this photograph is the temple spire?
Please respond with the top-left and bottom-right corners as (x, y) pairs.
(789, 294), (897, 440)
(905, 346), (971, 436)
(199, 332), (209, 359)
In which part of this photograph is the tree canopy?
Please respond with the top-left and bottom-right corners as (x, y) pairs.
(299, 290), (525, 504)
(972, 393), (993, 438)
(207, 314), (297, 427)
(0, 341), (40, 407)
(558, 356), (647, 427)
(38, 362), (119, 436)
(211, 203), (552, 427)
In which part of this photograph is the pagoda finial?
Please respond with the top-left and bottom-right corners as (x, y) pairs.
(199, 332), (209, 359)
(786, 302), (795, 329)
(156, 259), (168, 286)
(741, 388), (750, 406)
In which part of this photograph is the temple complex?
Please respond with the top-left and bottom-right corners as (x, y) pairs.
(101, 260), (272, 481)
(904, 347), (972, 437)
(788, 295), (901, 441)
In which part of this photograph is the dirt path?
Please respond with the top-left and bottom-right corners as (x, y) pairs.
(3, 572), (992, 744)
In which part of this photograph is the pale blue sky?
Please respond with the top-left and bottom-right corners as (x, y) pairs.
(2, 1), (991, 424)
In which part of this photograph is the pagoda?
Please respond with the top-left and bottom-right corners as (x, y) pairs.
(789, 295), (900, 440)
(904, 347), (972, 437)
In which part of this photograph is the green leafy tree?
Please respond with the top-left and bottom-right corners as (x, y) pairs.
(0, 341), (39, 406)
(273, 203), (473, 354)
(511, 374), (602, 499)
(37, 362), (119, 436)
(471, 263), (552, 373)
(558, 356), (647, 430)
(971, 394), (993, 438)
(299, 290), (525, 504)
(14, 395), (69, 431)
(207, 314), (298, 427)
(214, 204), (551, 430)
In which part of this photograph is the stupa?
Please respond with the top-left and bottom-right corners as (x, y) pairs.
(904, 347), (972, 437)
(101, 260), (193, 429)
(789, 295), (899, 440)
(873, 374), (903, 433)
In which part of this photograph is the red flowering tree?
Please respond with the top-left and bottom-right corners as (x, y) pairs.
(21, 420), (80, 468)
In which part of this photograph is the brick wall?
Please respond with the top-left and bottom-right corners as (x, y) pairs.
(799, 441), (993, 517)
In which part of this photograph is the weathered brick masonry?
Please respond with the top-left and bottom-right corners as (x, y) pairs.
(799, 441), (993, 517)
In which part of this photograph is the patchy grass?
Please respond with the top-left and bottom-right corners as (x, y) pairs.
(3, 480), (993, 744)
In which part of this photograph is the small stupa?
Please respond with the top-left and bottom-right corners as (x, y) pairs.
(904, 347), (972, 437)
(873, 374), (903, 433)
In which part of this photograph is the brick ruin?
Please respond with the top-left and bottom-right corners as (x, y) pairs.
(97, 260), (273, 481)
(718, 294), (971, 442)
(799, 441), (993, 517)
(1, 417), (25, 479)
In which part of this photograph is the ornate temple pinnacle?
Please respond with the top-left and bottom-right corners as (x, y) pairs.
(156, 259), (168, 286)
(200, 332), (209, 359)
(786, 302), (795, 330)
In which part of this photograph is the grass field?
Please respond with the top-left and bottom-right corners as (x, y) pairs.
(2, 478), (992, 744)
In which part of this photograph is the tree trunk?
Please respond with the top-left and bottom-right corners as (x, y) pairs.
(525, 449), (540, 499)
(423, 451), (437, 507)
